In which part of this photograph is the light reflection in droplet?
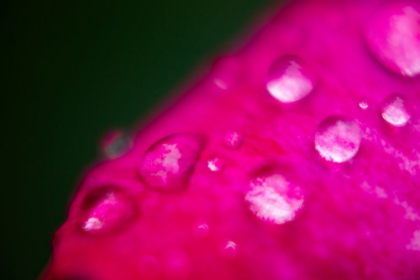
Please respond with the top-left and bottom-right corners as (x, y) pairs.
(245, 172), (304, 224)
(224, 131), (243, 149)
(315, 116), (361, 163)
(81, 187), (137, 234)
(266, 55), (315, 103)
(139, 133), (204, 191)
(223, 240), (238, 258)
(359, 101), (369, 110)
(381, 95), (411, 127)
(194, 223), (210, 239)
(207, 157), (224, 172)
(365, 4), (420, 77)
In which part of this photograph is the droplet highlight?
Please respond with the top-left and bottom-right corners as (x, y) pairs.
(266, 55), (315, 103)
(207, 157), (224, 172)
(315, 116), (361, 163)
(365, 3), (420, 77)
(80, 187), (137, 234)
(193, 223), (210, 239)
(209, 56), (242, 91)
(245, 171), (304, 224)
(139, 133), (204, 191)
(381, 95), (411, 127)
(222, 241), (238, 258)
(359, 101), (369, 110)
(224, 131), (243, 149)
(100, 129), (132, 159)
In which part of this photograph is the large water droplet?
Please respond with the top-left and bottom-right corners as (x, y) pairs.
(266, 55), (315, 103)
(139, 133), (204, 191)
(315, 116), (361, 163)
(224, 131), (243, 149)
(245, 170), (304, 224)
(80, 187), (137, 234)
(365, 3), (420, 77)
(381, 94), (411, 127)
(100, 129), (132, 159)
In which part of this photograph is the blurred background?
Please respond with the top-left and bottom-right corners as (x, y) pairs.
(2, 0), (276, 278)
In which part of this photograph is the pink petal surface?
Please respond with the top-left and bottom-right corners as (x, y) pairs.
(43, 0), (420, 279)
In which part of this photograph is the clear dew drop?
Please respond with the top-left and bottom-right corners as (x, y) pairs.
(266, 55), (315, 103)
(365, 3), (420, 77)
(207, 157), (224, 172)
(245, 171), (304, 225)
(381, 95), (411, 127)
(100, 129), (132, 159)
(80, 187), (137, 234)
(224, 131), (243, 149)
(315, 116), (362, 163)
(139, 133), (204, 191)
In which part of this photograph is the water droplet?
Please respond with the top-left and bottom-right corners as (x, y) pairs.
(164, 249), (191, 279)
(80, 187), (137, 234)
(139, 133), (204, 191)
(209, 56), (242, 91)
(224, 131), (243, 149)
(207, 157), (224, 172)
(359, 101), (369, 110)
(315, 116), (361, 163)
(381, 95), (411, 127)
(100, 129), (132, 159)
(193, 223), (210, 239)
(365, 3), (420, 77)
(245, 170), (304, 224)
(222, 241), (238, 258)
(138, 255), (161, 280)
(266, 55), (315, 103)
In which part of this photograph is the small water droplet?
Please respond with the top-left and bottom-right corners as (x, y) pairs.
(223, 241), (238, 258)
(266, 55), (315, 103)
(315, 116), (361, 163)
(359, 101), (369, 110)
(138, 255), (161, 280)
(80, 187), (137, 234)
(224, 131), (243, 149)
(365, 3), (420, 77)
(207, 157), (224, 172)
(139, 133), (204, 191)
(193, 223), (210, 239)
(209, 56), (242, 92)
(100, 129), (132, 159)
(245, 170), (304, 224)
(164, 249), (191, 279)
(381, 94), (411, 127)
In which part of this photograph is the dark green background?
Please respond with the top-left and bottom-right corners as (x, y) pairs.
(3, 0), (276, 279)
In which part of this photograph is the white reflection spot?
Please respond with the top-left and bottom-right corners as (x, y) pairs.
(381, 96), (410, 127)
(315, 117), (361, 163)
(245, 174), (303, 224)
